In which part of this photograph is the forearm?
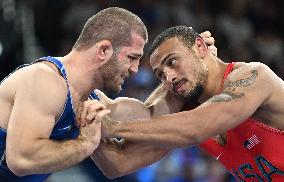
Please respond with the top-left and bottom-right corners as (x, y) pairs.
(7, 136), (94, 176)
(110, 102), (244, 148)
(109, 114), (197, 148)
(91, 140), (169, 179)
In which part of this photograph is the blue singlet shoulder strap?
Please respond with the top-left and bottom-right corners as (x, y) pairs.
(90, 90), (100, 101)
(36, 56), (68, 81)
(37, 56), (100, 101)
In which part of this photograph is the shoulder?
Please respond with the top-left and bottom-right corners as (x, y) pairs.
(14, 63), (68, 115)
(221, 62), (276, 104)
(226, 62), (275, 84)
(18, 63), (66, 93)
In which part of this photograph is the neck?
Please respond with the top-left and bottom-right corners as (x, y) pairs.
(198, 57), (228, 103)
(61, 51), (103, 101)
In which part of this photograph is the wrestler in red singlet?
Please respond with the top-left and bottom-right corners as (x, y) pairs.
(199, 63), (284, 182)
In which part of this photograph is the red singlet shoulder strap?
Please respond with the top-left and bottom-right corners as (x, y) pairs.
(220, 62), (235, 93)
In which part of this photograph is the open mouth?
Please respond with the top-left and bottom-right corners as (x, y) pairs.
(173, 80), (187, 93)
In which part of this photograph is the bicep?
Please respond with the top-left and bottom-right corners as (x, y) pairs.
(95, 89), (152, 120)
(145, 84), (185, 117)
(108, 97), (151, 121)
(8, 92), (55, 142)
(200, 65), (272, 132)
(6, 70), (66, 152)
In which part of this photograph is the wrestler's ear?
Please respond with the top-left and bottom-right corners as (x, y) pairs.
(195, 37), (208, 59)
(96, 40), (114, 64)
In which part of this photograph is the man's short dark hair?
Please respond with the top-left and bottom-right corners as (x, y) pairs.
(149, 26), (200, 56)
(73, 7), (148, 51)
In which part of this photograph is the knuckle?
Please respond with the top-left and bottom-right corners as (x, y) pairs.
(83, 101), (90, 107)
(86, 115), (93, 121)
(89, 105), (98, 111)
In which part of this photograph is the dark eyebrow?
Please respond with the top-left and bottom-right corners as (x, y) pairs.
(153, 53), (175, 75)
(129, 53), (143, 58)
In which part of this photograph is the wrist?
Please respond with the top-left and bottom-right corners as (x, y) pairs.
(102, 116), (118, 138)
(78, 135), (98, 155)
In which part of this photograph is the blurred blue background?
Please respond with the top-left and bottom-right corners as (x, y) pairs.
(1, 0), (283, 181)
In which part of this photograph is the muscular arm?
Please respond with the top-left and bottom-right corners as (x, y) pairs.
(144, 84), (185, 116)
(108, 63), (275, 147)
(6, 66), (96, 176)
(96, 83), (185, 118)
(92, 140), (168, 179)
(90, 93), (170, 178)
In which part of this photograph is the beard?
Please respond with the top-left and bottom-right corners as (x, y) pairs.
(184, 56), (208, 103)
(184, 83), (204, 103)
(99, 54), (121, 94)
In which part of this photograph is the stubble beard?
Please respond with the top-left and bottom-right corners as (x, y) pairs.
(184, 83), (204, 103)
(99, 55), (121, 94)
(184, 61), (208, 103)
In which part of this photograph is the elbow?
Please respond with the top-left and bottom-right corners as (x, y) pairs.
(100, 166), (122, 179)
(190, 119), (222, 144)
(6, 155), (31, 177)
(190, 126), (214, 145)
(103, 160), (137, 179)
(181, 134), (201, 147)
(177, 128), (207, 147)
(94, 159), (128, 179)
(101, 168), (126, 179)
(104, 164), (133, 179)
(103, 172), (120, 180)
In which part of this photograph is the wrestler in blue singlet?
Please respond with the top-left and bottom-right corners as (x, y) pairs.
(0, 56), (99, 182)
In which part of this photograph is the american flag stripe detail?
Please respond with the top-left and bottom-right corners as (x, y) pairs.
(247, 135), (260, 149)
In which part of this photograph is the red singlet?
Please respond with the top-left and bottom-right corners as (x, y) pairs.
(197, 63), (284, 181)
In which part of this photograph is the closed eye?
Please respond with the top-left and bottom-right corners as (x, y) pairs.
(128, 56), (136, 61)
(128, 55), (141, 62)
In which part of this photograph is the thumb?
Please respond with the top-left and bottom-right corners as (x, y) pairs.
(95, 109), (111, 123)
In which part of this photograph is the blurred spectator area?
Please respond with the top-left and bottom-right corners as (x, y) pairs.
(1, 0), (283, 182)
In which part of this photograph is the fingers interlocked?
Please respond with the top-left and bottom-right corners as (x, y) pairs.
(77, 100), (110, 127)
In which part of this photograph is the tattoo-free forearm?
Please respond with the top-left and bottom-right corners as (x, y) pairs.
(7, 136), (94, 175)
(91, 141), (169, 178)
(110, 101), (249, 148)
(109, 112), (202, 148)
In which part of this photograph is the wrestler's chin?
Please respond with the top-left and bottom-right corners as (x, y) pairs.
(117, 85), (122, 93)
(181, 91), (191, 98)
(175, 83), (190, 97)
(104, 83), (122, 94)
(113, 84), (123, 94)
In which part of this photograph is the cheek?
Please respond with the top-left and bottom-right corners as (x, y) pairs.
(163, 82), (172, 91)
(179, 65), (193, 80)
(117, 58), (130, 69)
(195, 64), (207, 82)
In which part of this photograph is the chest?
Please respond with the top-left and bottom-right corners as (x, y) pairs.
(201, 119), (284, 181)
(51, 92), (80, 140)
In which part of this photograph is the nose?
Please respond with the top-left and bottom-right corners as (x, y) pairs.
(129, 60), (139, 74)
(164, 67), (176, 83)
